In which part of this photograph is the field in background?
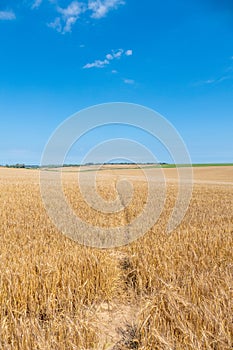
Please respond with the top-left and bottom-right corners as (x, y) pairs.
(0, 166), (232, 349)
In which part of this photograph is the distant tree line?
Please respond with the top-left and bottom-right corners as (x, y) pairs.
(0, 162), (168, 168)
(5, 163), (25, 168)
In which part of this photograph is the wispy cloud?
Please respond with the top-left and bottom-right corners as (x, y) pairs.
(193, 57), (233, 87)
(48, 17), (62, 32)
(47, 0), (125, 34)
(31, 0), (43, 10)
(106, 48), (124, 60)
(57, 1), (85, 18)
(200, 79), (216, 85)
(124, 78), (135, 84)
(0, 0), (125, 33)
(215, 76), (231, 83)
(83, 48), (132, 69)
(0, 10), (16, 20)
(88, 0), (125, 19)
(125, 49), (133, 56)
(194, 75), (232, 86)
(48, 1), (86, 34)
(83, 59), (110, 69)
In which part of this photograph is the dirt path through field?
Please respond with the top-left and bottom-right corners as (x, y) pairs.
(94, 171), (141, 349)
(94, 249), (141, 349)
(94, 300), (140, 349)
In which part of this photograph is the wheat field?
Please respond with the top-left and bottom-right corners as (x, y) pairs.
(0, 166), (232, 349)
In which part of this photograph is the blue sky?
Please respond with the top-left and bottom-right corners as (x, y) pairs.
(0, 0), (232, 164)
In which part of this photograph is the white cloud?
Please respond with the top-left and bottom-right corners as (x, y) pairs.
(193, 57), (233, 87)
(0, 10), (16, 20)
(83, 59), (109, 68)
(193, 75), (232, 86)
(32, 0), (43, 9)
(218, 76), (230, 83)
(47, 17), (62, 32)
(112, 69), (118, 74)
(106, 53), (113, 60)
(47, 0), (125, 34)
(49, 1), (85, 34)
(106, 49), (123, 60)
(124, 78), (135, 84)
(192, 78), (216, 87)
(57, 1), (84, 18)
(83, 48), (132, 69)
(203, 79), (216, 84)
(125, 49), (133, 56)
(88, 0), (125, 19)
(62, 16), (78, 33)
(112, 48), (123, 58)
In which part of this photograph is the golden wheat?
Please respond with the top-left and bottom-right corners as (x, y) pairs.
(0, 166), (232, 349)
